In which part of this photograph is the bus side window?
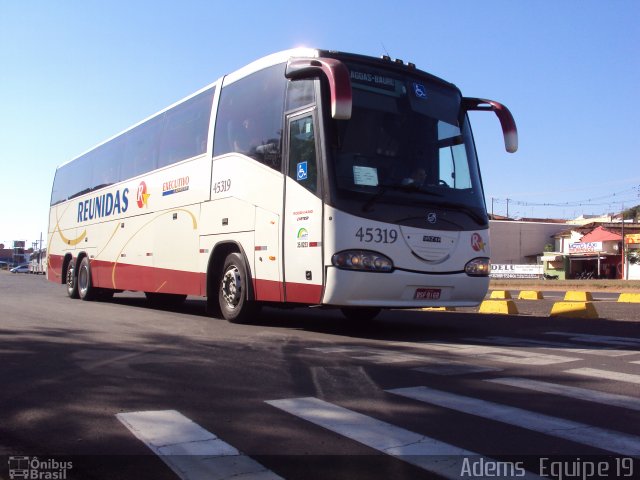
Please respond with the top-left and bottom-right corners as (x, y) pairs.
(286, 79), (315, 111)
(213, 64), (286, 172)
(158, 87), (214, 169)
(288, 115), (319, 194)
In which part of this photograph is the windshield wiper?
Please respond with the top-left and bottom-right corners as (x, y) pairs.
(362, 183), (441, 212)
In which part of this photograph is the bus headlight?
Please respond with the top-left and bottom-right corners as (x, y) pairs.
(465, 258), (490, 277)
(332, 250), (394, 272)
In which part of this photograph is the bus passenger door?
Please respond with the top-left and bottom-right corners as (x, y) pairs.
(283, 111), (324, 303)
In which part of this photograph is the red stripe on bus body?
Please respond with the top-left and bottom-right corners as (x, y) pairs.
(253, 279), (322, 304)
(49, 254), (321, 305)
(253, 278), (284, 302)
(92, 259), (204, 296)
(285, 282), (323, 304)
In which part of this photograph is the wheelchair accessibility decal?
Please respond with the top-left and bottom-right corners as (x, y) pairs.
(297, 161), (308, 181)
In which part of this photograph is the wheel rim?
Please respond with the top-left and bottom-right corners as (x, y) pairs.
(221, 265), (242, 309)
(78, 264), (88, 295)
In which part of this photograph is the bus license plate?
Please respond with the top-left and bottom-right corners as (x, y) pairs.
(415, 288), (441, 300)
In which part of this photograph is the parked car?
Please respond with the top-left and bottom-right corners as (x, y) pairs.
(10, 264), (29, 273)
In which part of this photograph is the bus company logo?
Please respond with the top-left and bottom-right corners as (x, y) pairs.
(136, 181), (150, 208)
(162, 176), (190, 197)
(427, 212), (437, 224)
(77, 188), (129, 223)
(471, 233), (486, 252)
(8, 456), (73, 479)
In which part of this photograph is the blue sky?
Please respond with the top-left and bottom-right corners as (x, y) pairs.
(1, 0), (639, 247)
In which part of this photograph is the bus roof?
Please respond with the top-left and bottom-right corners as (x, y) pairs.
(55, 47), (458, 171)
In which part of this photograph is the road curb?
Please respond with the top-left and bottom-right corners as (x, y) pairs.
(564, 291), (594, 302)
(618, 293), (640, 303)
(479, 300), (519, 315)
(518, 290), (544, 300)
(489, 290), (512, 300)
(550, 301), (598, 319)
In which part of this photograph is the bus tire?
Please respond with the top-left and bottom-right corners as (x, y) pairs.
(218, 252), (259, 323)
(340, 307), (381, 322)
(66, 260), (79, 299)
(78, 256), (96, 301)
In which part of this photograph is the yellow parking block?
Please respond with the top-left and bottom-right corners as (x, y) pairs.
(479, 300), (519, 315)
(618, 293), (640, 303)
(518, 290), (544, 300)
(564, 291), (593, 302)
(490, 290), (512, 299)
(550, 301), (598, 319)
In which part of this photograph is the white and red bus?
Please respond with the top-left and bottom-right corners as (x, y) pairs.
(47, 48), (517, 322)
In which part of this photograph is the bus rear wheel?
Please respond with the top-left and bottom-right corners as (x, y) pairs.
(218, 252), (259, 323)
(78, 257), (96, 301)
(66, 261), (79, 299)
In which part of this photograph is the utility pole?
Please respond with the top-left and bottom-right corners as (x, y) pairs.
(506, 198), (510, 218)
(621, 204), (627, 280)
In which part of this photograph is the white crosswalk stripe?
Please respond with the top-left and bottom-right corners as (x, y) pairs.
(545, 332), (640, 348)
(389, 341), (580, 365)
(468, 336), (637, 357)
(117, 410), (282, 480)
(310, 342), (579, 368)
(564, 367), (640, 385)
(387, 386), (640, 456)
(486, 377), (640, 411)
(265, 397), (540, 479)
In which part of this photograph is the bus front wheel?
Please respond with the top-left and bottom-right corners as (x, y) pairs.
(218, 252), (259, 323)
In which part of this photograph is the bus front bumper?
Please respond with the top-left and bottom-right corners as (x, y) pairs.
(322, 267), (488, 308)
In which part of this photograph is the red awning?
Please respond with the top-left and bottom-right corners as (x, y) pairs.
(579, 226), (622, 243)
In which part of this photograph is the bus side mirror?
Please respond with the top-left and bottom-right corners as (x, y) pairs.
(286, 58), (352, 120)
(463, 97), (518, 153)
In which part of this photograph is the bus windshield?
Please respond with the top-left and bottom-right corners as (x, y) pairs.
(328, 63), (487, 229)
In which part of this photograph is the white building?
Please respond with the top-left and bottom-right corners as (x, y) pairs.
(488, 220), (575, 264)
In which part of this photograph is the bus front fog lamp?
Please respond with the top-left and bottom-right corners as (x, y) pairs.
(332, 250), (393, 272)
(465, 258), (490, 277)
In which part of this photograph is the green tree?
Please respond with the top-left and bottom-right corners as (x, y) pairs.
(622, 204), (640, 222)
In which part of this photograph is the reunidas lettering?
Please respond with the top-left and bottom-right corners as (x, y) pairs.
(77, 188), (129, 223)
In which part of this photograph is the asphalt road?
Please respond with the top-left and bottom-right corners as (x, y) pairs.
(1, 272), (639, 480)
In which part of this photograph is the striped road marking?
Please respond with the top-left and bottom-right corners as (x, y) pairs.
(308, 346), (501, 375)
(468, 336), (636, 357)
(546, 332), (640, 348)
(265, 397), (540, 479)
(117, 410), (282, 480)
(387, 386), (640, 456)
(486, 377), (640, 411)
(389, 341), (580, 365)
(564, 367), (640, 385)
(311, 343), (578, 366)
